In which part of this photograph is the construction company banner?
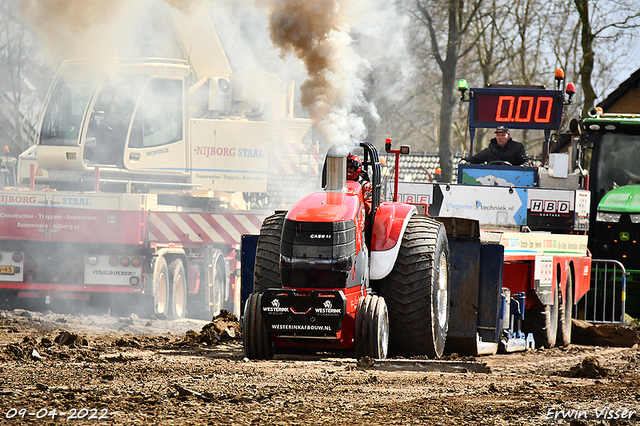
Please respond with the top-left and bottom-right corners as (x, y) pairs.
(0, 191), (145, 244)
(396, 183), (528, 226)
(191, 119), (269, 193)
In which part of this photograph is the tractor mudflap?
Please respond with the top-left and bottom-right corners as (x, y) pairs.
(240, 234), (259, 316)
(439, 218), (503, 356)
(260, 289), (346, 336)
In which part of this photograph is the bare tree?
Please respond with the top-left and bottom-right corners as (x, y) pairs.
(415, 0), (485, 182)
(574, 0), (640, 116)
(0, 0), (52, 155)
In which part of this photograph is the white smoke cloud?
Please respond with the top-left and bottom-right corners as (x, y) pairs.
(257, 0), (383, 149)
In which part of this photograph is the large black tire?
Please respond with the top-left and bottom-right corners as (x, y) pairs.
(524, 284), (559, 348)
(557, 272), (573, 347)
(377, 216), (450, 358)
(253, 213), (285, 293)
(243, 292), (274, 360)
(354, 295), (389, 359)
(152, 256), (170, 318)
(169, 259), (187, 320)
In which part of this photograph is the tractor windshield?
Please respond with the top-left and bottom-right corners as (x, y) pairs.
(595, 131), (640, 201)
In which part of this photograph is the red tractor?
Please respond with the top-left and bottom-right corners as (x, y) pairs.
(243, 141), (450, 359)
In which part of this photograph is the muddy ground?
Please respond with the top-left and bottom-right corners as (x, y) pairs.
(0, 309), (639, 425)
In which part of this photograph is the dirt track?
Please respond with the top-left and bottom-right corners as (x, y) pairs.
(1, 309), (639, 425)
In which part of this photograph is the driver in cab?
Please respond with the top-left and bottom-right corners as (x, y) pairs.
(466, 126), (528, 166)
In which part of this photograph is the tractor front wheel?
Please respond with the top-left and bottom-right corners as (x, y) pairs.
(377, 216), (450, 358)
(354, 295), (389, 359)
(243, 292), (274, 360)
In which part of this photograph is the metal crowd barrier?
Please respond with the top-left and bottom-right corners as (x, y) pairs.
(574, 259), (627, 324)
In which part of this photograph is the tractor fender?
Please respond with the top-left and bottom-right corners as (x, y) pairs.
(369, 202), (417, 280)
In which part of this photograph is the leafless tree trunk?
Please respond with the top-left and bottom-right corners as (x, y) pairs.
(0, 0), (52, 154)
(574, 0), (640, 117)
(416, 0), (484, 182)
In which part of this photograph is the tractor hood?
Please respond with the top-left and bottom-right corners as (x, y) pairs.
(598, 185), (640, 213)
(286, 182), (363, 224)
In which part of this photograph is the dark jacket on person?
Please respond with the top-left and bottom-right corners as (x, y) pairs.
(467, 138), (528, 166)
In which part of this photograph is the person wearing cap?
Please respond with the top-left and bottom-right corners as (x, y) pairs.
(346, 154), (372, 215)
(466, 126), (529, 166)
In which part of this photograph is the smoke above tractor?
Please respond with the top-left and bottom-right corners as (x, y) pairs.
(263, 0), (377, 150)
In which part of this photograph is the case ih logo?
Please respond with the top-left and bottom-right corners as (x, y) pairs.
(310, 234), (331, 239)
(530, 199), (570, 216)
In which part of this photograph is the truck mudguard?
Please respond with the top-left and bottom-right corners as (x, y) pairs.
(369, 202), (417, 280)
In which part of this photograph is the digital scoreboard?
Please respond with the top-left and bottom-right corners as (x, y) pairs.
(468, 87), (564, 130)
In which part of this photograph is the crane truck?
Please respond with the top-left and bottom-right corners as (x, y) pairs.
(0, 4), (318, 319)
(242, 72), (593, 360)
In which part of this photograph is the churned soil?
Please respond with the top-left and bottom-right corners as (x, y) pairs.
(0, 308), (639, 425)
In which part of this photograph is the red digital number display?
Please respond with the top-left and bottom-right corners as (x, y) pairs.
(494, 95), (553, 123)
(472, 91), (561, 129)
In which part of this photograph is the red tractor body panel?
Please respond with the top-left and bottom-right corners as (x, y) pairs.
(371, 202), (417, 251)
(287, 182), (363, 223)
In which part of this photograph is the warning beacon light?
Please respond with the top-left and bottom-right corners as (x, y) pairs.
(554, 68), (564, 90)
(565, 82), (576, 104)
(458, 79), (468, 100)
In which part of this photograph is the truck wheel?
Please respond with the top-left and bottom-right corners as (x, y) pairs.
(378, 216), (450, 358)
(243, 292), (274, 360)
(524, 285), (559, 348)
(152, 256), (170, 318)
(557, 273), (573, 347)
(253, 213), (285, 293)
(213, 274), (224, 316)
(169, 259), (187, 320)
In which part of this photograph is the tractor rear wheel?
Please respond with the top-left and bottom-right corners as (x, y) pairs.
(557, 273), (573, 347)
(524, 284), (559, 348)
(354, 295), (389, 359)
(377, 216), (450, 358)
(243, 292), (274, 360)
(253, 213), (285, 293)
